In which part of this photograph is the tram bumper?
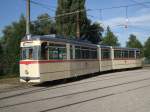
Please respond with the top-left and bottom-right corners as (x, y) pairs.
(20, 76), (40, 83)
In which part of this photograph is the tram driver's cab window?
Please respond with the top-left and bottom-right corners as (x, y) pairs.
(21, 47), (39, 60)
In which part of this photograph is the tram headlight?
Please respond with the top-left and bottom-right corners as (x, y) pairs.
(25, 70), (29, 75)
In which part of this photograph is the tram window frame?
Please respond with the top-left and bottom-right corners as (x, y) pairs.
(75, 45), (97, 59)
(48, 43), (67, 60)
(75, 46), (81, 59)
(70, 45), (73, 59)
(101, 48), (111, 59)
(122, 50), (129, 58)
(41, 42), (48, 60)
(114, 50), (122, 59)
(90, 48), (97, 59)
(21, 46), (39, 60)
(129, 50), (135, 58)
(136, 51), (141, 59)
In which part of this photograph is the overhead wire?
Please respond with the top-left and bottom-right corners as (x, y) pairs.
(24, 0), (150, 35)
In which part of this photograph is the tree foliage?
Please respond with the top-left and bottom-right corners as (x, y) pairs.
(101, 26), (120, 46)
(81, 22), (103, 44)
(56, 0), (103, 43)
(126, 34), (143, 56)
(0, 13), (55, 76)
(33, 13), (56, 35)
(144, 37), (150, 59)
(126, 34), (143, 49)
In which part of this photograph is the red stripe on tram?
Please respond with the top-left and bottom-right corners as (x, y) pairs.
(19, 59), (99, 65)
(19, 60), (66, 65)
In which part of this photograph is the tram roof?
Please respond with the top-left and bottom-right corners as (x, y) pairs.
(22, 35), (140, 51)
(22, 35), (98, 47)
(113, 46), (140, 51)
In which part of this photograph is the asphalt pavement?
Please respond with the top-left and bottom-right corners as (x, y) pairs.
(0, 69), (150, 112)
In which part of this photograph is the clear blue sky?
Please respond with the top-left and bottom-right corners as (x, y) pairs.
(0, 0), (150, 46)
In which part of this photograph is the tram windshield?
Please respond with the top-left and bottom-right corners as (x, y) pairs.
(21, 46), (39, 60)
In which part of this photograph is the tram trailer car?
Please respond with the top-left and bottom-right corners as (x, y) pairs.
(20, 35), (143, 83)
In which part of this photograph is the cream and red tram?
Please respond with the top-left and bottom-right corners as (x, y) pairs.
(20, 35), (142, 83)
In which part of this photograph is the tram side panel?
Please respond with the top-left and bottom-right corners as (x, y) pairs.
(112, 49), (142, 70)
(98, 46), (113, 72)
(39, 61), (70, 82)
(69, 60), (99, 77)
(112, 59), (136, 69)
(69, 44), (99, 77)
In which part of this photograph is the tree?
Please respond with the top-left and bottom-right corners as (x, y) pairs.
(0, 41), (3, 75)
(56, 0), (103, 43)
(56, 0), (87, 36)
(33, 13), (56, 35)
(2, 15), (26, 74)
(81, 22), (104, 44)
(101, 26), (120, 46)
(126, 34), (143, 48)
(0, 13), (57, 76)
(144, 37), (150, 59)
(126, 34), (143, 56)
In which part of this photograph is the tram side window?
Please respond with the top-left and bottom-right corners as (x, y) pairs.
(48, 44), (66, 60)
(81, 47), (89, 59)
(75, 46), (97, 59)
(41, 42), (48, 60)
(90, 48), (97, 59)
(70, 45), (73, 59)
(122, 50), (129, 58)
(114, 50), (122, 59)
(136, 51), (141, 59)
(129, 51), (135, 58)
(75, 46), (81, 59)
(101, 49), (110, 59)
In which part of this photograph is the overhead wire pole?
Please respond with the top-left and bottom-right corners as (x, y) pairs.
(125, 6), (128, 28)
(26, 0), (31, 39)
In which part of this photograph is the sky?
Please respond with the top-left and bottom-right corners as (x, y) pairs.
(0, 0), (150, 46)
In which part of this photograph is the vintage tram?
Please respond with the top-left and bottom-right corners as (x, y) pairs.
(20, 35), (142, 83)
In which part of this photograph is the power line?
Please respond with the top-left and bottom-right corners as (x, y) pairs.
(23, 0), (56, 12)
(89, 1), (150, 11)
(130, 0), (150, 8)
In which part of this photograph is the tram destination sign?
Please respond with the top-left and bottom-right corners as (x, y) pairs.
(22, 42), (33, 47)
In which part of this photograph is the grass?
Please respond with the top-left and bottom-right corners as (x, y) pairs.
(0, 74), (18, 80)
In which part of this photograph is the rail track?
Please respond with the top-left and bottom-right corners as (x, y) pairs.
(0, 69), (150, 112)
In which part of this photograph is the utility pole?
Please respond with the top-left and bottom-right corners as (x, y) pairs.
(26, 0), (31, 39)
(76, 11), (80, 39)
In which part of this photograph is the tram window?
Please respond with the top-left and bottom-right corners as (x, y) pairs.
(81, 47), (88, 59)
(89, 48), (97, 59)
(29, 49), (33, 59)
(122, 50), (128, 58)
(75, 46), (81, 59)
(136, 51), (140, 59)
(41, 42), (48, 60)
(129, 51), (135, 58)
(101, 49), (110, 59)
(48, 44), (66, 60)
(70, 46), (73, 59)
(21, 47), (39, 60)
(114, 50), (122, 59)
